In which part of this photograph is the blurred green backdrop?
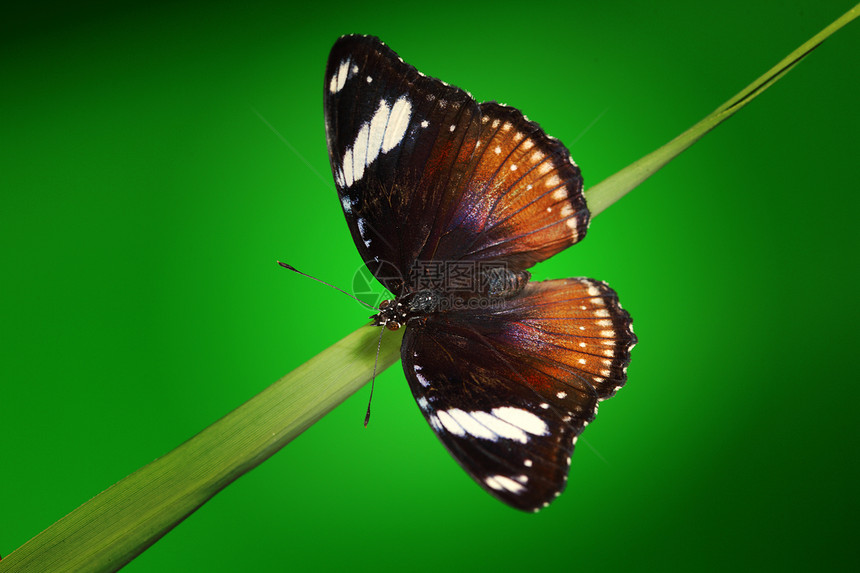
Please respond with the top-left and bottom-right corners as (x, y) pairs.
(2, 1), (858, 571)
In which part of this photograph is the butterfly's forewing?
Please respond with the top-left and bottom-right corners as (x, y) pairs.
(324, 35), (481, 294)
(401, 279), (636, 511)
(431, 102), (590, 272)
(325, 36), (590, 294)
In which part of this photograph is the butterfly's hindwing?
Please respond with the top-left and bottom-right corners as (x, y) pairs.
(401, 279), (636, 511)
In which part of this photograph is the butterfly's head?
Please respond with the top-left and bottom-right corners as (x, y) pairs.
(370, 299), (406, 331)
(371, 290), (439, 330)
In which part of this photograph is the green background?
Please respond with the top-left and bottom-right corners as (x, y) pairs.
(2, 1), (858, 571)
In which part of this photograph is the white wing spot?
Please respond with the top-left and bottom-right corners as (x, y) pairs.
(352, 122), (370, 183)
(485, 475), (525, 494)
(342, 148), (354, 186)
(470, 410), (529, 443)
(341, 195), (352, 214)
(491, 407), (549, 435)
(330, 58), (351, 94)
(366, 76), (373, 83)
(437, 410), (466, 436)
(414, 370), (430, 387)
(382, 96), (412, 152)
(524, 459), (533, 467)
(494, 146), (502, 155)
(356, 218), (371, 247)
(366, 99), (390, 158)
(578, 358), (586, 365)
(421, 120), (429, 128)
(557, 391), (567, 399)
(552, 188), (568, 201)
(449, 124), (456, 132)
(339, 96), (413, 188)
(340, 99), (387, 187)
(485, 476), (502, 490)
(447, 409), (497, 441)
(417, 396), (429, 410)
(510, 164), (518, 171)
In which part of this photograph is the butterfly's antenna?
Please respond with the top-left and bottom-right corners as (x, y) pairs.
(277, 261), (378, 310)
(364, 326), (385, 428)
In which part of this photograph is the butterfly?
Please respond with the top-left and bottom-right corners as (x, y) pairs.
(323, 35), (636, 512)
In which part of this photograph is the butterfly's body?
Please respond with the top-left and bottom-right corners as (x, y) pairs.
(324, 35), (636, 512)
(372, 266), (532, 330)
(371, 292), (434, 331)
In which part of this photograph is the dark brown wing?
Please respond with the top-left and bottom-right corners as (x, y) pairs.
(427, 102), (589, 272)
(324, 36), (589, 296)
(401, 278), (636, 512)
(324, 35), (480, 294)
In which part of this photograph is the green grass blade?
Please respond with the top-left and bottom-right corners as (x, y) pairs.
(2, 325), (403, 573)
(585, 2), (859, 216)
(2, 5), (857, 572)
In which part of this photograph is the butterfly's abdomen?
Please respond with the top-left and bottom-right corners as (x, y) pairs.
(483, 267), (530, 299)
